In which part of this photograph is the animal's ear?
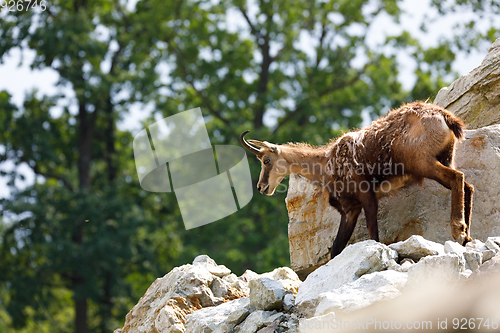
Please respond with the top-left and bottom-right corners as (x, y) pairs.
(247, 140), (266, 149)
(248, 140), (281, 154)
(269, 145), (280, 154)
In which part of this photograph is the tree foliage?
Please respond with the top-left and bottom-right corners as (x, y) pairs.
(0, 0), (498, 332)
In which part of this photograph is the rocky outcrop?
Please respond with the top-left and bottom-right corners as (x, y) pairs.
(313, 270), (407, 316)
(294, 240), (397, 317)
(434, 37), (500, 129)
(116, 235), (500, 333)
(286, 124), (500, 277)
(300, 262), (500, 333)
(296, 239), (500, 332)
(114, 255), (301, 333)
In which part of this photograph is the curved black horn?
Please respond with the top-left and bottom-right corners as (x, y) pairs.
(240, 131), (260, 155)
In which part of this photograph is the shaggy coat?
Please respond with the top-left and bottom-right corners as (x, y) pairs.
(241, 102), (474, 259)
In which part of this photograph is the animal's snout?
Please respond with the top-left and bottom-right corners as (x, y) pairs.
(257, 184), (269, 194)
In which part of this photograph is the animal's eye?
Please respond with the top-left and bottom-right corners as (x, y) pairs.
(264, 159), (270, 165)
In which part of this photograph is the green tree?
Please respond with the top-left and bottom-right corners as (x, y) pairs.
(0, 1), (181, 332)
(0, 0), (499, 332)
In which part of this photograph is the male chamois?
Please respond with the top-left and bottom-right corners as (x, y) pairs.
(241, 101), (474, 259)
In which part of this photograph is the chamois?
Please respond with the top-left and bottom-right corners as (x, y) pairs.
(241, 101), (474, 259)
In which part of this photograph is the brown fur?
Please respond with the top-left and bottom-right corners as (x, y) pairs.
(241, 102), (474, 259)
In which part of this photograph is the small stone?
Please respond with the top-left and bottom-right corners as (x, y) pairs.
(250, 277), (286, 311)
(260, 267), (301, 294)
(469, 254), (500, 281)
(465, 239), (488, 252)
(263, 313), (286, 326)
(488, 237), (500, 246)
(193, 254), (218, 267)
(444, 240), (467, 255)
(234, 310), (277, 333)
(485, 238), (500, 253)
(185, 297), (250, 333)
(212, 277), (229, 298)
(389, 235), (444, 261)
(482, 250), (496, 262)
(280, 313), (300, 332)
(193, 254), (232, 277)
(256, 320), (279, 333)
(464, 251), (483, 271)
(400, 261), (414, 272)
(460, 269), (473, 279)
(283, 294), (295, 312)
(239, 270), (259, 282)
(387, 259), (402, 272)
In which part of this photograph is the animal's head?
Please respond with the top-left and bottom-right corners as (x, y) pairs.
(240, 131), (289, 196)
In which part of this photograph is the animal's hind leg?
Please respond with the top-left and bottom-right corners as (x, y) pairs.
(464, 181), (474, 240)
(330, 207), (362, 259)
(423, 160), (471, 245)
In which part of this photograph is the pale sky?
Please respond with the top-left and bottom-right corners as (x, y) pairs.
(0, 0), (494, 199)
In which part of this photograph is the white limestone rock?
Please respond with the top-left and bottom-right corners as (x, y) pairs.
(185, 297), (250, 333)
(114, 255), (252, 333)
(260, 267), (302, 294)
(444, 240), (470, 269)
(406, 254), (465, 289)
(283, 293), (296, 312)
(295, 240), (397, 317)
(314, 270), (408, 317)
(193, 254), (232, 277)
(482, 249), (496, 262)
(389, 235), (444, 261)
(234, 310), (278, 333)
(485, 237), (500, 253)
(249, 277), (286, 311)
(463, 251), (483, 271)
(469, 254), (500, 281)
(466, 239), (489, 252)
(444, 240), (467, 256)
(400, 260), (414, 272)
(461, 269), (473, 279)
(487, 236), (500, 246)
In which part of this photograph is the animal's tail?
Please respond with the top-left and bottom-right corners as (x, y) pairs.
(444, 112), (465, 140)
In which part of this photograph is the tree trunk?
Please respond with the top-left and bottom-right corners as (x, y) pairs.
(73, 101), (96, 333)
(105, 94), (116, 182)
(75, 296), (88, 333)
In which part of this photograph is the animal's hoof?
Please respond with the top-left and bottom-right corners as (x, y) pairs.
(457, 234), (472, 246)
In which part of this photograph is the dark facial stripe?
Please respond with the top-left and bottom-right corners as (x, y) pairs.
(260, 166), (271, 185)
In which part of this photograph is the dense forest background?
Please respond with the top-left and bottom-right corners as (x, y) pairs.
(0, 0), (499, 332)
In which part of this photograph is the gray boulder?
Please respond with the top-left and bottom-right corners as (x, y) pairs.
(389, 235), (444, 261)
(434, 37), (500, 129)
(249, 277), (286, 311)
(405, 254), (466, 289)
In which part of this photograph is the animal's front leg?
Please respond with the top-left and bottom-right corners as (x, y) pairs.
(358, 191), (379, 242)
(330, 207), (362, 259)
